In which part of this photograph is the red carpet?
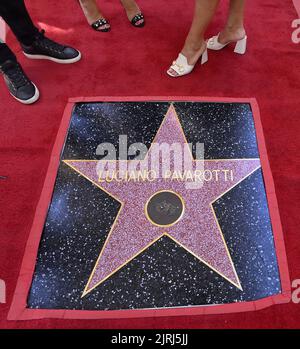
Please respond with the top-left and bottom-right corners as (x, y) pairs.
(0, 0), (299, 328)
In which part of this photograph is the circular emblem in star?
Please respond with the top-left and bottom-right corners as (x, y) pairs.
(145, 190), (185, 227)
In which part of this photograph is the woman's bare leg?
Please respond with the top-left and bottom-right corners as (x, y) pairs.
(79, 0), (110, 29)
(168, 0), (219, 76)
(182, 0), (220, 64)
(120, 0), (143, 25)
(218, 0), (246, 44)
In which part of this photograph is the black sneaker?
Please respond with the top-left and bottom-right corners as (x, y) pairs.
(0, 60), (39, 104)
(21, 30), (81, 64)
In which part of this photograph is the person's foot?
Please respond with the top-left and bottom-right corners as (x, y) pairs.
(21, 30), (81, 64)
(91, 18), (111, 32)
(167, 41), (206, 77)
(120, 0), (145, 27)
(218, 26), (246, 45)
(79, 0), (110, 31)
(0, 60), (39, 104)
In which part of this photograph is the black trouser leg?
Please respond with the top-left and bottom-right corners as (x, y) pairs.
(0, 42), (17, 65)
(0, 0), (39, 46)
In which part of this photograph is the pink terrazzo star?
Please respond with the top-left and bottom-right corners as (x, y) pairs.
(64, 105), (261, 296)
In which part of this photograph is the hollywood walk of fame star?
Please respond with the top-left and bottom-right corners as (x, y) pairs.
(64, 105), (261, 297)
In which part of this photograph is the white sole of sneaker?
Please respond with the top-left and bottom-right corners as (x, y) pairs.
(23, 51), (82, 64)
(10, 83), (40, 105)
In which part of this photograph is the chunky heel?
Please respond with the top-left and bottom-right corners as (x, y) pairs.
(207, 33), (247, 55)
(234, 36), (247, 54)
(201, 48), (208, 65)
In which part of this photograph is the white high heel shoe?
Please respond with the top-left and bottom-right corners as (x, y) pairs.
(207, 33), (247, 54)
(167, 47), (208, 77)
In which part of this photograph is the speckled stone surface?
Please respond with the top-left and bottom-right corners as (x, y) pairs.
(27, 101), (281, 310)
